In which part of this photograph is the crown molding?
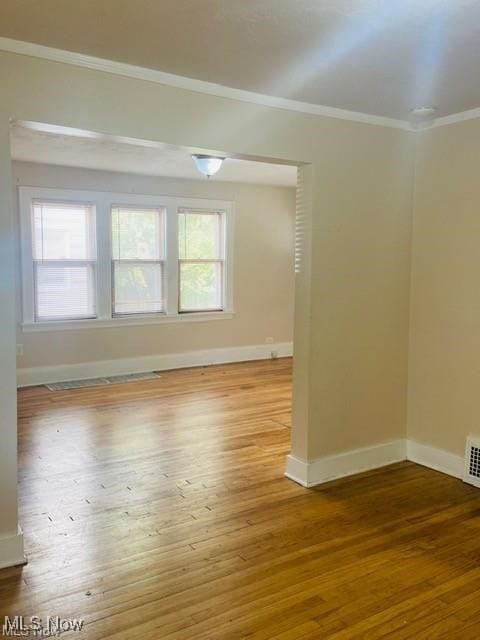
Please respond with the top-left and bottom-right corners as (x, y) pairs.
(411, 108), (480, 132)
(4, 37), (478, 133)
(0, 36), (411, 131)
(428, 107), (480, 130)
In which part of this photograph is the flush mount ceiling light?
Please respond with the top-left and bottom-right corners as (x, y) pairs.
(409, 105), (439, 125)
(192, 154), (225, 178)
(410, 105), (438, 118)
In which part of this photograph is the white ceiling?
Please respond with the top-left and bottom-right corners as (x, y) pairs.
(1, 0), (480, 120)
(10, 125), (298, 187)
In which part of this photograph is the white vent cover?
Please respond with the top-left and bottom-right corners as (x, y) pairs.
(464, 436), (480, 488)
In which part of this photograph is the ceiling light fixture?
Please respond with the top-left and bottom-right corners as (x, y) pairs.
(410, 105), (438, 118)
(192, 154), (225, 178)
(409, 105), (439, 128)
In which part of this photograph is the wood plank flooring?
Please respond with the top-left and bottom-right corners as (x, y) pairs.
(2, 359), (480, 638)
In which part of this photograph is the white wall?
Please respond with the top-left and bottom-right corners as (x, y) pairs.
(13, 161), (295, 371)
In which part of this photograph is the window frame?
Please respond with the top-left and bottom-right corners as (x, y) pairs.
(30, 197), (98, 322)
(178, 208), (226, 314)
(111, 205), (167, 317)
(19, 187), (234, 332)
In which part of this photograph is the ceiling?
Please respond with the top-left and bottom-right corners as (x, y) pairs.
(10, 125), (298, 187)
(1, 1), (480, 120)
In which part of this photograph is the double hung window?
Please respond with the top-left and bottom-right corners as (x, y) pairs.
(20, 188), (233, 330)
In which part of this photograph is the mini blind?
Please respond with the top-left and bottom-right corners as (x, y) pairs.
(178, 209), (225, 312)
(111, 206), (166, 315)
(32, 201), (96, 321)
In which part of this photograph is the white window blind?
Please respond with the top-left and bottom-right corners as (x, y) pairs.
(111, 206), (166, 315)
(32, 201), (96, 320)
(178, 209), (225, 312)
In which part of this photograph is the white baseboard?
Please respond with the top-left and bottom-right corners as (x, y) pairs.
(285, 439), (407, 487)
(406, 440), (464, 479)
(284, 455), (312, 487)
(0, 528), (26, 570)
(17, 341), (293, 387)
(285, 438), (467, 488)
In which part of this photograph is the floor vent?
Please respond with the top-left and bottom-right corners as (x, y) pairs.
(44, 371), (160, 391)
(464, 436), (480, 488)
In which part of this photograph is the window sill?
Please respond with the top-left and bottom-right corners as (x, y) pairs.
(21, 311), (235, 333)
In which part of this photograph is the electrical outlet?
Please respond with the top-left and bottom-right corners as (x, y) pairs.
(16, 344), (24, 357)
(270, 350), (278, 359)
(265, 337), (274, 344)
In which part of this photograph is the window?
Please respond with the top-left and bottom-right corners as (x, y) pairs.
(178, 209), (224, 312)
(112, 206), (166, 315)
(31, 201), (96, 320)
(19, 188), (233, 330)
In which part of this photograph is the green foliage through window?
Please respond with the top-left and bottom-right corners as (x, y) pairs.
(178, 210), (224, 311)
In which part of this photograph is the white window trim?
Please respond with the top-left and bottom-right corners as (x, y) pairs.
(111, 204), (166, 317)
(19, 187), (235, 331)
(178, 208), (227, 313)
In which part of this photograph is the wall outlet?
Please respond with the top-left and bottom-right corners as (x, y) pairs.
(270, 350), (278, 359)
(16, 344), (24, 357)
(265, 337), (274, 344)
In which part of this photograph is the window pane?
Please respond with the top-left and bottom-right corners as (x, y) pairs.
(179, 262), (222, 311)
(35, 264), (96, 320)
(33, 202), (95, 260)
(113, 262), (164, 315)
(178, 211), (222, 259)
(112, 207), (164, 260)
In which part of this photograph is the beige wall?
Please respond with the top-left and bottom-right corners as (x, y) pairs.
(0, 48), (414, 551)
(309, 127), (414, 456)
(0, 121), (20, 541)
(3, 44), (480, 561)
(12, 161), (296, 368)
(408, 120), (480, 457)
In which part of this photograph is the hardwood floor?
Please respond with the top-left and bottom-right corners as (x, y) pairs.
(2, 358), (480, 638)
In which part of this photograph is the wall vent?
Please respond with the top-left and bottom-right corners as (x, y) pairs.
(464, 436), (480, 488)
(44, 371), (160, 391)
